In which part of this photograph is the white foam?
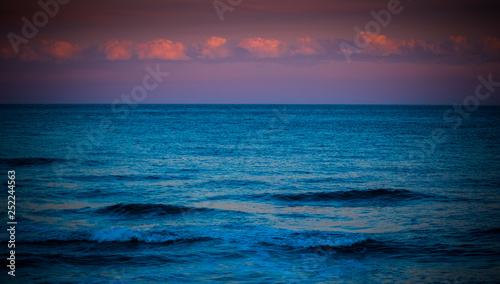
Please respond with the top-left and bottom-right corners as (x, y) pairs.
(90, 227), (178, 243)
(23, 224), (368, 248)
(202, 226), (368, 249)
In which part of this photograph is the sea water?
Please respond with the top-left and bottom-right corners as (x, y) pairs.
(0, 104), (499, 283)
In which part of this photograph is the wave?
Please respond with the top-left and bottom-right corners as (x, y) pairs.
(17, 227), (212, 244)
(0, 157), (66, 167)
(251, 188), (428, 203)
(95, 203), (209, 216)
(91, 227), (369, 249)
(68, 175), (165, 182)
(256, 230), (369, 249)
(89, 227), (210, 243)
(481, 228), (500, 234)
(19, 225), (496, 259)
(16, 225), (369, 249)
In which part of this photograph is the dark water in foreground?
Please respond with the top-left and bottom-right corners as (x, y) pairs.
(0, 105), (499, 283)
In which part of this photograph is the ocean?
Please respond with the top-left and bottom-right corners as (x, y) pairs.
(1, 104), (499, 283)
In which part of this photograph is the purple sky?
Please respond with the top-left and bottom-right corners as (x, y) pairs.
(1, 0), (500, 104)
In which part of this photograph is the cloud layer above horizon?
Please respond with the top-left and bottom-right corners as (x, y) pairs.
(1, 0), (500, 104)
(3, 34), (500, 63)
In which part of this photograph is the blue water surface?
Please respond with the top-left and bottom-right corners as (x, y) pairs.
(0, 104), (499, 283)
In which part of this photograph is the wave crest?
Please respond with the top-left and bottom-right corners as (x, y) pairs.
(95, 203), (207, 216)
(249, 188), (427, 204)
(90, 227), (208, 243)
(19, 225), (368, 249)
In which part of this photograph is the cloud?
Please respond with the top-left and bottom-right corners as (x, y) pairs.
(19, 46), (42, 62)
(359, 33), (408, 56)
(351, 33), (437, 57)
(188, 36), (231, 59)
(0, 45), (44, 61)
(480, 36), (500, 56)
(1, 47), (16, 59)
(102, 39), (135, 60)
(1, 45), (42, 61)
(444, 35), (473, 54)
(1, 40), (81, 61)
(239, 37), (288, 58)
(348, 33), (495, 59)
(291, 37), (323, 56)
(101, 39), (188, 60)
(41, 40), (81, 60)
(200, 36), (230, 59)
(2, 34), (500, 64)
(137, 39), (188, 60)
(404, 39), (440, 55)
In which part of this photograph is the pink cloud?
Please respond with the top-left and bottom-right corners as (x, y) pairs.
(102, 39), (135, 60)
(405, 39), (439, 54)
(354, 33), (442, 57)
(361, 33), (404, 56)
(239, 37), (288, 58)
(41, 40), (81, 59)
(448, 35), (471, 53)
(19, 46), (42, 62)
(1, 47), (16, 59)
(137, 39), (188, 60)
(2, 34), (499, 63)
(291, 37), (323, 55)
(199, 36), (229, 59)
(481, 36), (500, 56)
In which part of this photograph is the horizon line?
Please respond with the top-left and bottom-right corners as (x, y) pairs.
(1, 103), (500, 106)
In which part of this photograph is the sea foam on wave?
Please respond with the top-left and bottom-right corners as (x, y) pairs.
(90, 227), (185, 243)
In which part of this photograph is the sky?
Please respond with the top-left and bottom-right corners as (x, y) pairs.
(1, 0), (500, 104)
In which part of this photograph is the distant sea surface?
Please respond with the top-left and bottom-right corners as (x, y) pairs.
(1, 105), (500, 283)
